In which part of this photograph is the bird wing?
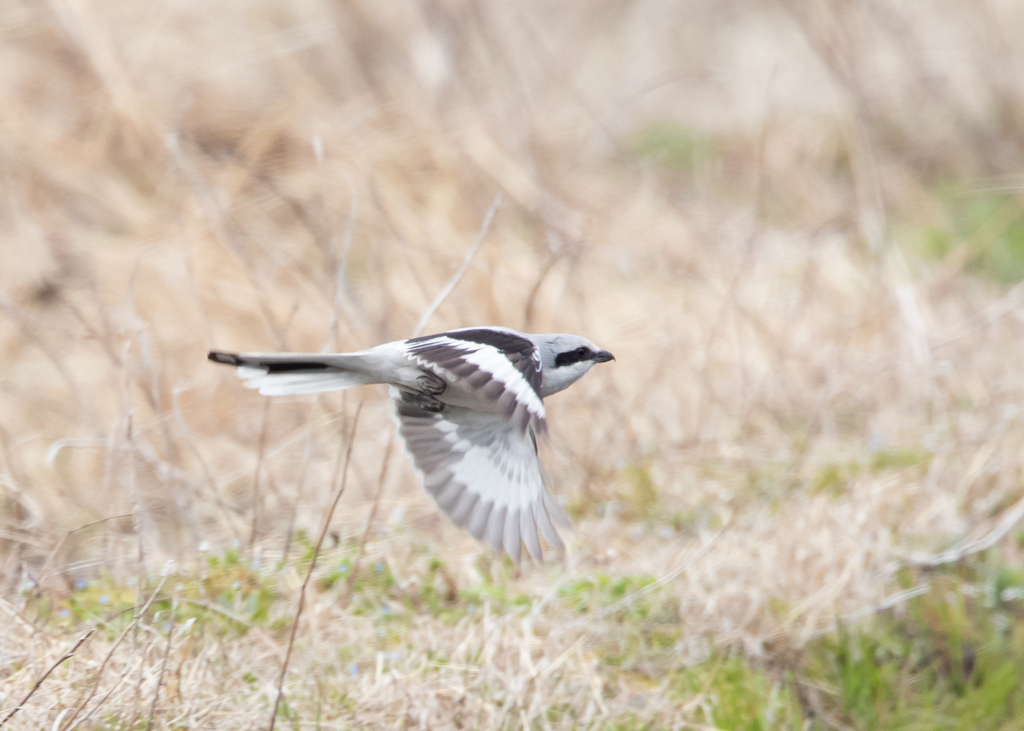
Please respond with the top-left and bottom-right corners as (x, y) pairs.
(392, 389), (568, 562)
(403, 328), (546, 433)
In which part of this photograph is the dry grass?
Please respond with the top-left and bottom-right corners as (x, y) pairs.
(3, 0), (1024, 728)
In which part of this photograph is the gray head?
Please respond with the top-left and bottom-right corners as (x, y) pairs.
(535, 333), (614, 398)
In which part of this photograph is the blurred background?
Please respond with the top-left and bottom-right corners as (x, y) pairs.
(3, 0), (1024, 728)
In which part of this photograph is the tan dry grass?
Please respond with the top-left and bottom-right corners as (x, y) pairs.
(3, 0), (1024, 727)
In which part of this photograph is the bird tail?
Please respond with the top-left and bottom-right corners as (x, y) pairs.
(208, 351), (379, 395)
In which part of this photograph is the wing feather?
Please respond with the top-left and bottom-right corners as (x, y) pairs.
(544, 489), (572, 528)
(404, 331), (546, 433)
(467, 501), (493, 540)
(521, 510), (543, 561)
(433, 482), (462, 513)
(449, 491), (479, 527)
(486, 505), (507, 552)
(504, 511), (522, 564)
(535, 506), (564, 553)
(391, 387), (567, 562)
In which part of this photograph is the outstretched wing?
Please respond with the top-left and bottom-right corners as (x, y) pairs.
(393, 389), (568, 562)
(404, 328), (546, 433)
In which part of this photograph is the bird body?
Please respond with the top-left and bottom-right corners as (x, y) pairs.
(209, 326), (613, 562)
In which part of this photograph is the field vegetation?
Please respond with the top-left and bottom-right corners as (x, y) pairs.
(3, 1), (1024, 728)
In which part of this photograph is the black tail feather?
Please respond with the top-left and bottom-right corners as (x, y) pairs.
(259, 361), (332, 373)
(208, 351), (243, 366)
(207, 351), (333, 373)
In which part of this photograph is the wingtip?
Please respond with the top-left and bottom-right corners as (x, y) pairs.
(208, 351), (242, 366)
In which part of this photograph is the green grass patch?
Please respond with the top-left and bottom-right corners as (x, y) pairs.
(797, 572), (1024, 730)
(810, 447), (931, 498)
(630, 121), (716, 173)
(914, 189), (1024, 284)
(619, 459), (660, 519)
(559, 573), (659, 620)
(671, 656), (803, 730)
(868, 447), (932, 472)
(580, 560), (1024, 730)
(810, 461), (861, 498)
(656, 568), (1024, 730)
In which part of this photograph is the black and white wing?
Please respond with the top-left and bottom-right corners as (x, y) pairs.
(393, 392), (568, 562)
(404, 328), (546, 433)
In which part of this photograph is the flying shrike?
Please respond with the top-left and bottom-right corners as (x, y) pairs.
(209, 327), (614, 562)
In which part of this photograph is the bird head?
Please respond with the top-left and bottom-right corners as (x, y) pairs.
(536, 334), (614, 397)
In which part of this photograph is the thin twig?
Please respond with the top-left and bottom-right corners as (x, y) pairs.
(522, 242), (581, 331)
(59, 576), (168, 731)
(327, 188), (358, 352)
(125, 631), (156, 731)
(119, 343), (153, 731)
(250, 399), (272, 558)
(146, 599), (177, 730)
(269, 402), (363, 731)
(0, 597), (34, 635)
(0, 627), (96, 728)
(167, 134), (287, 349)
(178, 598), (252, 629)
(837, 583), (930, 626)
(281, 431), (314, 563)
(412, 194), (502, 337)
(32, 514), (133, 588)
(342, 433), (395, 608)
(0, 297), (99, 431)
(121, 348), (152, 731)
(171, 383), (242, 540)
(905, 490), (1024, 568)
(755, 582), (932, 646)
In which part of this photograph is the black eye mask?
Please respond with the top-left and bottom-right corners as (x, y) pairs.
(555, 347), (590, 367)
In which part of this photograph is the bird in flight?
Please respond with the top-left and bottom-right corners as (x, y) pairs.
(209, 327), (614, 562)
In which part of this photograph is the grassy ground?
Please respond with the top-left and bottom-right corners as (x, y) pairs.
(3, 0), (1024, 728)
(8, 543), (1024, 729)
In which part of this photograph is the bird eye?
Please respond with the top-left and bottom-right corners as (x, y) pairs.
(555, 346), (592, 367)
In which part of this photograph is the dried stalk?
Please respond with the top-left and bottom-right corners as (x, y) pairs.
(0, 627), (96, 728)
(146, 599), (177, 730)
(341, 433), (394, 608)
(906, 491), (1024, 568)
(249, 399), (272, 558)
(269, 402), (363, 731)
(59, 576), (168, 731)
(413, 194), (502, 337)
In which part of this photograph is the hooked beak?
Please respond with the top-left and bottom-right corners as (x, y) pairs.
(591, 350), (615, 363)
